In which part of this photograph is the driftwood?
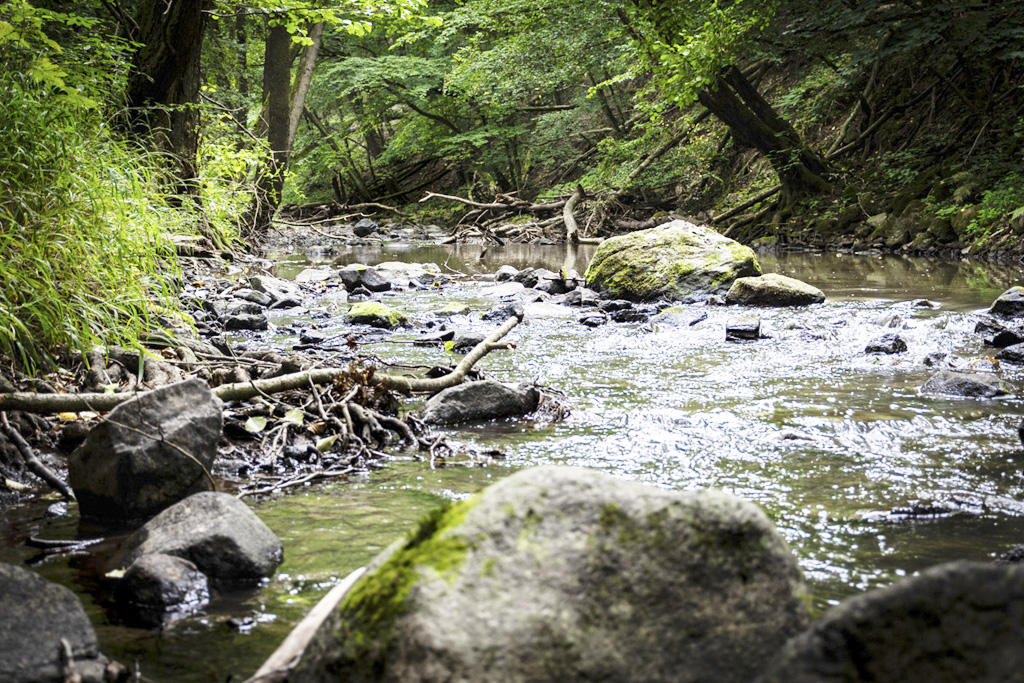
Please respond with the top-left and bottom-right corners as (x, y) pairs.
(245, 566), (368, 682)
(0, 313), (523, 415)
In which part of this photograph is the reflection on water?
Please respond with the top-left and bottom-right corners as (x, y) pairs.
(4, 242), (1024, 681)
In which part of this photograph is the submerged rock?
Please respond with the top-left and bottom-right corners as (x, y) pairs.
(920, 370), (1009, 398)
(0, 562), (114, 683)
(125, 492), (283, 584)
(115, 553), (210, 628)
(419, 380), (540, 425)
(865, 333), (908, 354)
(990, 286), (1024, 319)
(584, 220), (761, 301)
(69, 379), (222, 520)
(347, 301), (408, 329)
(725, 273), (825, 307)
(290, 466), (808, 683)
(759, 561), (1024, 683)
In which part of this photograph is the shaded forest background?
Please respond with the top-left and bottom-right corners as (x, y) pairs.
(1, 0), (1023, 370)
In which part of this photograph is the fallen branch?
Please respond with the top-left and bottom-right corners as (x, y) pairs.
(420, 191), (568, 214)
(0, 314), (524, 414)
(0, 411), (73, 499)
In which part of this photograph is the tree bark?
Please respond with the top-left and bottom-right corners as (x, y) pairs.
(244, 21), (293, 240)
(287, 23), (324, 153)
(125, 0), (209, 194)
(698, 66), (831, 211)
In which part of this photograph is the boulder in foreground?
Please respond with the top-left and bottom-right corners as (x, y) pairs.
(291, 466), (808, 683)
(758, 561), (1024, 683)
(0, 562), (115, 683)
(584, 220), (761, 301)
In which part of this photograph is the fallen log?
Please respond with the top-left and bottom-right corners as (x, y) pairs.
(420, 191), (568, 214)
(0, 313), (524, 414)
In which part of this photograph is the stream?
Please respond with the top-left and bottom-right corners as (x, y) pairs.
(4, 243), (1024, 681)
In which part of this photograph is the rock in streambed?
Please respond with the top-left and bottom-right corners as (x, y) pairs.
(289, 466), (808, 683)
(584, 220), (761, 301)
(68, 379), (222, 520)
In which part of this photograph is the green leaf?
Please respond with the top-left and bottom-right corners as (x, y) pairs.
(244, 416), (268, 433)
(316, 434), (339, 452)
(283, 408), (305, 426)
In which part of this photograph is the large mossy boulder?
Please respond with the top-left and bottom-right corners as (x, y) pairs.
(758, 561), (1024, 683)
(291, 466), (808, 683)
(584, 220), (761, 301)
(726, 273), (825, 307)
(68, 379), (222, 520)
(0, 563), (113, 683)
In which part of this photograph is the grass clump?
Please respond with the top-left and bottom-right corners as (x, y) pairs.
(0, 69), (183, 372)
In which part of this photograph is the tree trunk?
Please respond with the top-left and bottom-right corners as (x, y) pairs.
(243, 21), (292, 240)
(125, 0), (208, 194)
(698, 65), (831, 211)
(287, 23), (323, 152)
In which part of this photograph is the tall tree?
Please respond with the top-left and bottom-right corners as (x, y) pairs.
(125, 0), (210, 194)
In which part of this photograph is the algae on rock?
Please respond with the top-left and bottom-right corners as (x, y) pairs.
(584, 220), (761, 301)
(290, 466), (808, 683)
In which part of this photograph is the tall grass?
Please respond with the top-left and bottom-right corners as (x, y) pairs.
(0, 71), (184, 372)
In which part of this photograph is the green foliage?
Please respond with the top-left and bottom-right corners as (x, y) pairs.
(0, 70), (182, 371)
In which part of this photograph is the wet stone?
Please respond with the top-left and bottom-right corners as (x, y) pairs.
(996, 342), (1024, 364)
(726, 318), (761, 341)
(224, 313), (269, 331)
(115, 553), (210, 629)
(865, 333), (908, 354)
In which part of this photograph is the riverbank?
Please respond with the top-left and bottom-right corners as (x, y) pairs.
(4, 224), (1024, 680)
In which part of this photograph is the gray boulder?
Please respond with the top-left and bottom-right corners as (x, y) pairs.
(115, 553), (209, 628)
(921, 370), (1009, 398)
(758, 561), (1024, 683)
(726, 273), (825, 307)
(420, 380), (539, 425)
(353, 218), (378, 237)
(69, 379), (222, 519)
(290, 466), (808, 683)
(0, 562), (113, 683)
(125, 491), (283, 584)
(990, 286), (1024, 319)
(249, 275), (304, 307)
(584, 220), (761, 301)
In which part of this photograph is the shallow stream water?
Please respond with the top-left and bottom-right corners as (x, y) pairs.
(4, 243), (1024, 681)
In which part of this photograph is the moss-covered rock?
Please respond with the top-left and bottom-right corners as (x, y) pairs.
(347, 301), (408, 329)
(725, 273), (825, 307)
(291, 466), (808, 683)
(584, 220), (761, 301)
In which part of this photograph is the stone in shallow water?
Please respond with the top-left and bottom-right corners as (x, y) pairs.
(0, 562), (113, 683)
(289, 466), (808, 683)
(116, 553), (210, 628)
(759, 561), (1024, 683)
(725, 273), (825, 307)
(865, 332), (907, 354)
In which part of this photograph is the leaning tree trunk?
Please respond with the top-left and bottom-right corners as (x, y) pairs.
(125, 0), (209, 196)
(698, 65), (831, 216)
